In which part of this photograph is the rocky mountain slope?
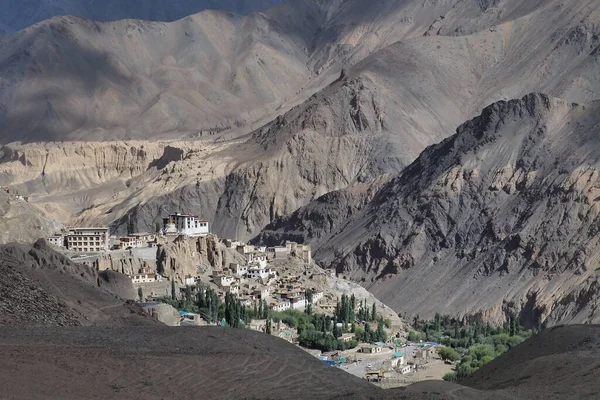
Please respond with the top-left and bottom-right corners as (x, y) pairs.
(0, 239), (155, 326)
(3, 0), (599, 243)
(259, 93), (600, 326)
(0, 0), (285, 34)
(0, 188), (62, 244)
(0, 6), (325, 143)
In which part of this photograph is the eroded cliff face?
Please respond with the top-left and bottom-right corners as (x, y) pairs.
(95, 236), (245, 284)
(0, 141), (176, 194)
(257, 94), (600, 327)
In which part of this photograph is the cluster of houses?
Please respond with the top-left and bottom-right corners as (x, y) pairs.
(47, 212), (321, 315)
(207, 242), (319, 312)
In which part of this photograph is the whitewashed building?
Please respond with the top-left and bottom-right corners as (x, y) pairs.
(247, 267), (269, 280)
(66, 227), (109, 252)
(270, 300), (291, 312)
(130, 267), (157, 283)
(230, 263), (248, 277)
(215, 275), (235, 288)
(47, 236), (65, 248)
(162, 213), (210, 237)
(287, 295), (306, 309)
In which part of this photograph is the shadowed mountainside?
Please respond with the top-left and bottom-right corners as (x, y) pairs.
(0, 0), (286, 34)
(256, 93), (600, 326)
(0, 239), (154, 326)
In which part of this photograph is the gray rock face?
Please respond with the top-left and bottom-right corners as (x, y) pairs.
(0, 0), (285, 33)
(257, 94), (600, 327)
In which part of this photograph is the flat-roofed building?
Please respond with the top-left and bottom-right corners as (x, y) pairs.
(47, 235), (65, 248)
(162, 213), (210, 236)
(66, 227), (109, 252)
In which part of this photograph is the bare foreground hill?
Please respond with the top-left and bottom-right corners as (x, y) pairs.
(0, 324), (597, 399)
(0, 239), (153, 326)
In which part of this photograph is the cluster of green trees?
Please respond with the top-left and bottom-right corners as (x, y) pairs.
(267, 295), (388, 351)
(408, 313), (532, 349)
(157, 282), (389, 351)
(159, 282), (269, 326)
(356, 298), (377, 322)
(268, 309), (358, 351)
(442, 334), (526, 382)
(407, 313), (534, 382)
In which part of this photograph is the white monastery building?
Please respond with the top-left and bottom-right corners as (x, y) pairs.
(162, 213), (210, 237)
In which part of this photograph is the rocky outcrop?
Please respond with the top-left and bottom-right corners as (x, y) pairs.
(252, 175), (391, 246)
(96, 235), (245, 284)
(259, 94), (600, 327)
(0, 141), (177, 194)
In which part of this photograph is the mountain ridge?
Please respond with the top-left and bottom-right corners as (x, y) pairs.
(255, 93), (600, 326)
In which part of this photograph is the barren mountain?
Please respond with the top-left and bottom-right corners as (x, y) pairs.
(0, 239), (154, 326)
(0, 6), (326, 143)
(260, 93), (600, 326)
(0, 0), (285, 34)
(0, 188), (62, 244)
(0, 0), (581, 145)
(3, 0), (598, 242)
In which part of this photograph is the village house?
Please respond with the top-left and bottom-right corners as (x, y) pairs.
(162, 213), (210, 236)
(65, 227), (109, 252)
(47, 235), (65, 248)
(130, 267), (157, 283)
(117, 236), (145, 250)
(338, 333), (356, 342)
(247, 266), (269, 280)
(229, 263), (248, 277)
(247, 252), (268, 268)
(184, 275), (196, 286)
(236, 244), (256, 255)
(287, 294), (306, 309)
(359, 344), (383, 354)
(290, 243), (312, 263)
(253, 286), (271, 299)
(226, 284), (240, 295)
(415, 345), (437, 360)
(214, 274), (235, 288)
(270, 300), (291, 312)
(268, 245), (291, 261)
(312, 291), (324, 304)
(391, 355), (405, 367)
(223, 239), (242, 248)
(399, 365), (412, 375)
